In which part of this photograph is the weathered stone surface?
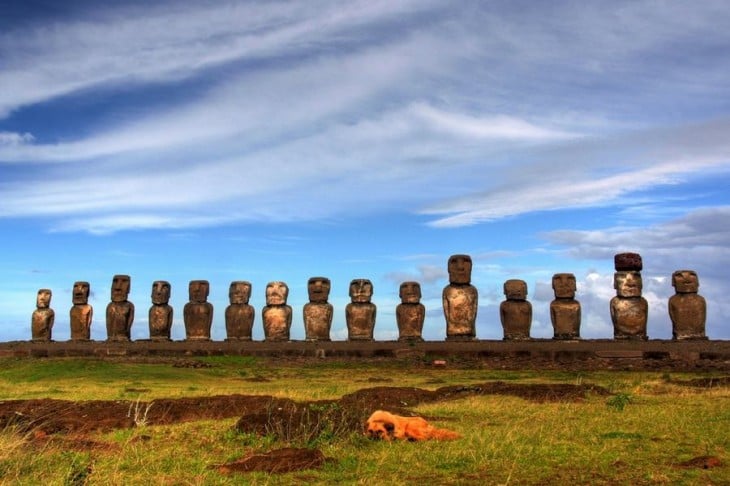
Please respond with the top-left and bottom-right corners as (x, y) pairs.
(149, 281), (173, 341)
(263, 281), (292, 342)
(184, 280), (213, 341)
(550, 273), (581, 340)
(106, 275), (134, 342)
(69, 281), (92, 341)
(31, 289), (54, 342)
(396, 281), (424, 342)
(500, 279), (531, 340)
(611, 271), (648, 340)
(614, 252), (643, 271)
(226, 281), (254, 341)
(303, 277), (333, 341)
(346, 279), (376, 341)
(669, 270), (707, 340)
(443, 255), (478, 340)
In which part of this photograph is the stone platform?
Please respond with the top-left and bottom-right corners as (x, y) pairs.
(2, 339), (729, 371)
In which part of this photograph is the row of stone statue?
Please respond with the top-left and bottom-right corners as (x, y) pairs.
(30, 253), (707, 342)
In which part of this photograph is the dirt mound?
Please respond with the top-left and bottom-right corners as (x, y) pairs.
(675, 455), (723, 469)
(213, 447), (333, 474)
(0, 381), (608, 436)
(669, 376), (730, 388)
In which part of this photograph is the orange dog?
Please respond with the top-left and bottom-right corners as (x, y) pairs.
(365, 410), (461, 441)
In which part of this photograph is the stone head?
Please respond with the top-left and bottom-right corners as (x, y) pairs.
(265, 281), (289, 306)
(72, 281), (90, 305)
(614, 271), (642, 298)
(504, 279), (528, 300)
(189, 280), (210, 303)
(399, 281), (422, 304)
(552, 273), (576, 299)
(447, 254), (473, 285)
(229, 281), (252, 305)
(307, 277), (331, 303)
(672, 270), (699, 294)
(111, 274), (131, 303)
(36, 289), (52, 309)
(151, 280), (171, 305)
(349, 279), (373, 303)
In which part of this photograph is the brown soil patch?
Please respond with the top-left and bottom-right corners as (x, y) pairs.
(212, 447), (333, 474)
(669, 376), (730, 388)
(0, 381), (608, 436)
(675, 455), (723, 469)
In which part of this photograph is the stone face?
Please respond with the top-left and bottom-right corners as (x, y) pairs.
(31, 289), (54, 341)
(611, 270), (648, 340)
(500, 279), (531, 340)
(443, 254), (478, 340)
(614, 252), (643, 271)
(669, 270), (707, 340)
(69, 281), (93, 341)
(184, 280), (213, 341)
(149, 281), (173, 341)
(226, 281), (255, 341)
(550, 273), (581, 340)
(346, 279), (376, 341)
(263, 281), (292, 341)
(303, 277), (333, 341)
(396, 281), (425, 342)
(106, 275), (134, 342)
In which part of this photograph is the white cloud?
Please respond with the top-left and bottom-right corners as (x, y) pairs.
(0, 0), (441, 118)
(0, 131), (34, 146)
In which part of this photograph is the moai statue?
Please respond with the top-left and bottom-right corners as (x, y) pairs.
(610, 252), (648, 340)
(346, 279), (376, 341)
(443, 254), (478, 341)
(225, 281), (255, 341)
(70, 281), (93, 341)
(550, 273), (581, 340)
(500, 279), (532, 340)
(184, 280), (214, 341)
(669, 270), (707, 340)
(149, 280), (173, 341)
(262, 281), (292, 341)
(106, 274), (134, 341)
(396, 281), (425, 342)
(303, 277), (333, 341)
(31, 289), (55, 341)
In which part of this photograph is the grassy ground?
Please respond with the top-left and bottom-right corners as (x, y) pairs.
(0, 356), (728, 485)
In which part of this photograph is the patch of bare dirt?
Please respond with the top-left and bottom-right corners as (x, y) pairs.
(0, 381), (608, 437)
(675, 455), (723, 469)
(668, 376), (730, 388)
(212, 447), (333, 474)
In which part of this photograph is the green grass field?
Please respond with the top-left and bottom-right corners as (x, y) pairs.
(0, 356), (727, 485)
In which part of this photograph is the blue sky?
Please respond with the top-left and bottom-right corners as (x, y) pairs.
(2, 0), (729, 342)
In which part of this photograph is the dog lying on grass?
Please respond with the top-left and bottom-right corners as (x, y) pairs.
(365, 410), (461, 441)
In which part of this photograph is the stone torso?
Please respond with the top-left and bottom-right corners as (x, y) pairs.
(303, 303), (333, 341)
(31, 308), (55, 341)
(396, 303), (425, 341)
(500, 300), (532, 340)
(225, 304), (255, 340)
(106, 302), (135, 341)
(610, 296), (648, 339)
(346, 303), (376, 340)
(263, 305), (292, 341)
(669, 294), (706, 340)
(70, 304), (93, 340)
(442, 284), (478, 338)
(550, 300), (581, 339)
(149, 304), (173, 340)
(184, 302), (214, 340)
